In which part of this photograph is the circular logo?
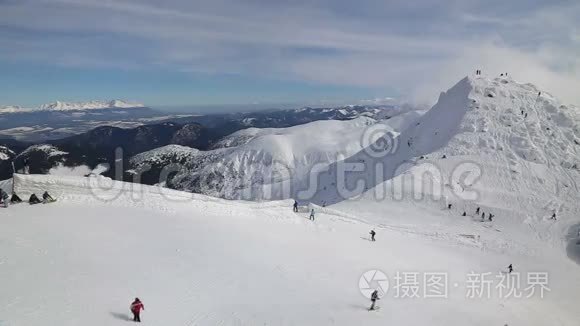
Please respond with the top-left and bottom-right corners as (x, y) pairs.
(360, 124), (399, 158)
(359, 269), (389, 299)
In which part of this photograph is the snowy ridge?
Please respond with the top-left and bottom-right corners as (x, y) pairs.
(130, 116), (422, 198)
(302, 75), (580, 256)
(16, 144), (68, 159)
(11, 173), (294, 214)
(40, 100), (144, 111)
(0, 100), (144, 114)
(130, 144), (201, 166)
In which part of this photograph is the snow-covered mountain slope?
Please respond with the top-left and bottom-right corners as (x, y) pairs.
(1, 174), (578, 326)
(0, 145), (15, 161)
(130, 115), (421, 198)
(298, 76), (580, 255)
(10, 144), (69, 175)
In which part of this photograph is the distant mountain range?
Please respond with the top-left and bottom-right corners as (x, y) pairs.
(0, 100), (174, 142)
(0, 105), (417, 180)
(0, 100), (144, 114)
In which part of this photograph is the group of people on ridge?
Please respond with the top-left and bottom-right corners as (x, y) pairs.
(0, 189), (55, 207)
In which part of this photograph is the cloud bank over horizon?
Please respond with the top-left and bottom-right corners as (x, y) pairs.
(0, 0), (579, 107)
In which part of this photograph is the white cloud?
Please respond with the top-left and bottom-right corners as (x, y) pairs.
(0, 0), (578, 105)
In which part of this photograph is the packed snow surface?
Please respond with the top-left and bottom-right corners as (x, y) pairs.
(0, 174), (579, 326)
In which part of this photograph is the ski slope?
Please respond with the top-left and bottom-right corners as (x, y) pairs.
(1, 174), (579, 325)
(301, 75), (580, 256)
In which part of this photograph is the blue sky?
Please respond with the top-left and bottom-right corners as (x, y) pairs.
(0, 0), (579, 109)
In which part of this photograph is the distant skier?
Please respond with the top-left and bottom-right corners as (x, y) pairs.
(462, 212), (466, 216)
(130, 298), (144, 322)
(538, 91), (541, 97)
(508, 264), (513, 273)
(447, 203), (452, 209)
(476, 207), (480, 215)
(42, 191), (55, 203)
(309, 208), (315, 221)
(481, 212), (486, 221)
(28, 193), (41, 205)
(369, 289), (380, 311)
(10, 193), (22, 204)
(293, 200), (298, 212)
(0, 188), (8, 208)
(488, 214), (494, 222)
(369, 230), (376, 242)
(550, 213), (557, 220)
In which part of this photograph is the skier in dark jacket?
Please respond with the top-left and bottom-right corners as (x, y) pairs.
(476, 207), (480, 214)
(130, 298), (145, 322)
(508, 264), (513, 273)
(42, 191), (55, 203)
(0, 188), (8, 207)
(309, 209), (315, 221)
(10, 193), (22, 204)
(29, 193), (41, 205)
(369, 230), (376, 242)
(293, 200), (298, 212)
(369, 290), (380, 310)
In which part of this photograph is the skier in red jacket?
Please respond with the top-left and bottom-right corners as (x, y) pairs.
(130, 298), (145, 322)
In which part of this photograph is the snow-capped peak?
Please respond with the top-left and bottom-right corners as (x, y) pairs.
(0, 100), (145, 114)
(39, 100), (144, 111)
